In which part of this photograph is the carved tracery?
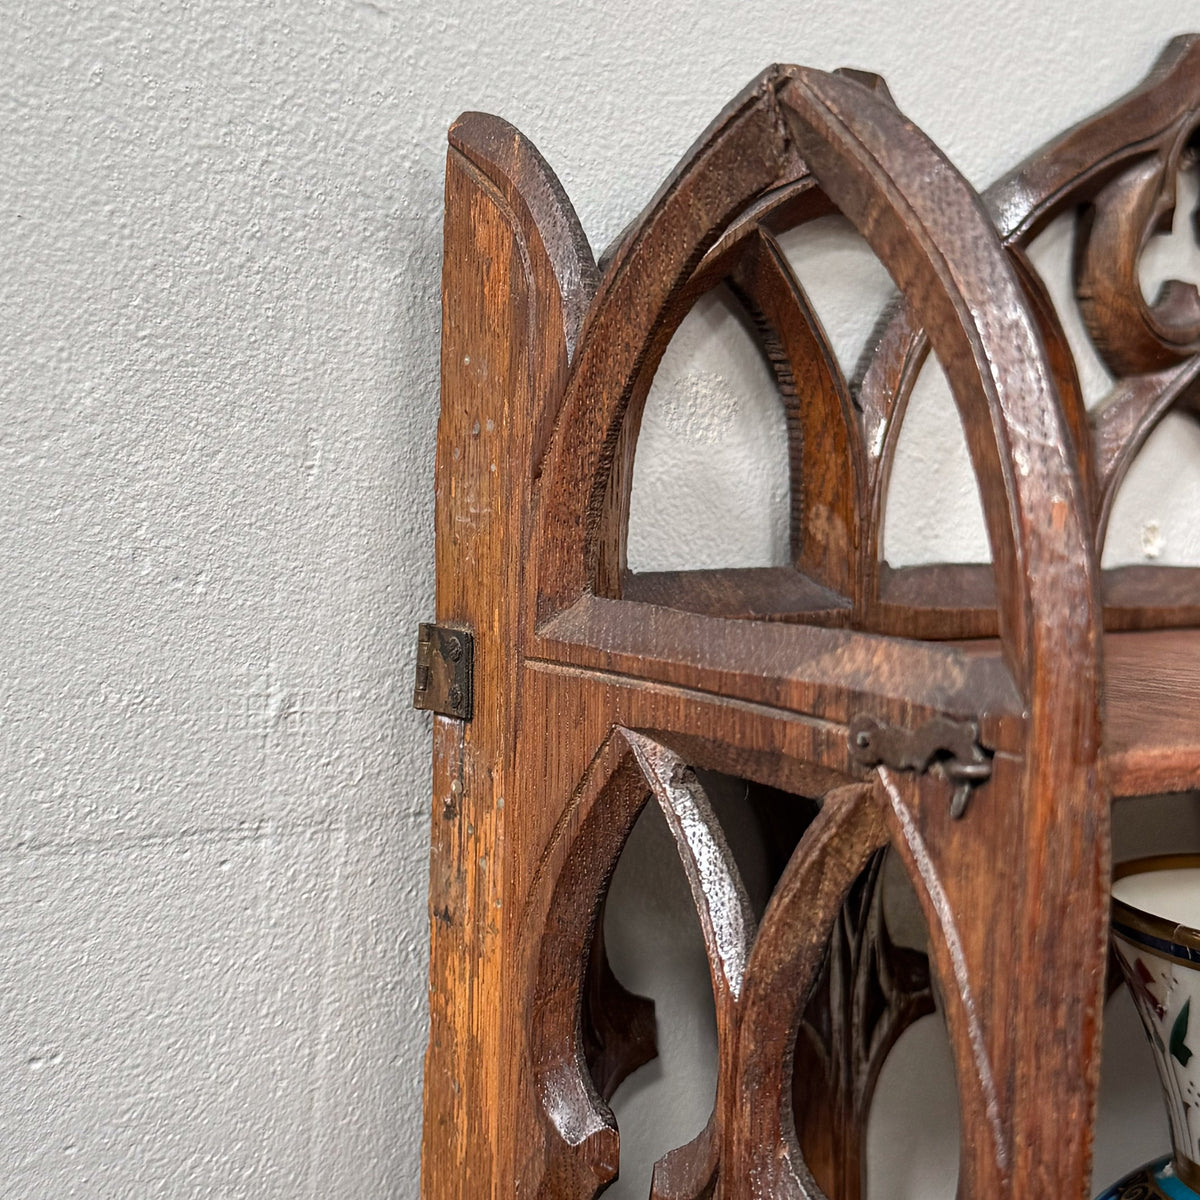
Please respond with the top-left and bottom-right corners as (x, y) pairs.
(421, 36), (1200, 1200)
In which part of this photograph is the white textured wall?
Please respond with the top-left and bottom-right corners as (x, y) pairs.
(3, 2), (1200, 1197)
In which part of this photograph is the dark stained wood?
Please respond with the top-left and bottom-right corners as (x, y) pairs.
(875, 563), (1200, 638)
(534, 592), (1027, 752)
(1007, 246), (1098, 526)
(622, 566), (852, 624)
(537, 68), (808, 617)
(729, 228), (866, 597)
(421, 41), (1200, 1200)
(581, 915), (658, 1103)
(1105, 628), (1200, 797)
(1076, 144), (1200, 378)
(631, 737), (753, 1200)
(1103, 566), (1200, 629)
(729, 782), (890, 1199)
(988, 37), (1200, 238)
(790, 848), (935, 1200)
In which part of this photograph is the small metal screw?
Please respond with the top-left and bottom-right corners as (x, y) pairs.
(447, 641), (463, 663)
(949, 784), (971, 820)
(448, 685), (464, 708)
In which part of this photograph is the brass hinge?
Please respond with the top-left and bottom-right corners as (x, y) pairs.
(413, 624), (473, 720)
(848, 713), (992, 818)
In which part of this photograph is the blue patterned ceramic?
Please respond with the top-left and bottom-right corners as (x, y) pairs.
(1096, 1156), (1193, 1199)
(1105, 856), (1200, 1200)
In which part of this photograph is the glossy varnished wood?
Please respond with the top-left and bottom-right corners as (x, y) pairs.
(421, 42), (1200, 1200)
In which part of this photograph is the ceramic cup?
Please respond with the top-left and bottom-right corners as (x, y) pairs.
(1101, 855), (1200, 1200)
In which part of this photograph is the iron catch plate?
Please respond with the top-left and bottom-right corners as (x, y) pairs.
(848, 713), (992, 818)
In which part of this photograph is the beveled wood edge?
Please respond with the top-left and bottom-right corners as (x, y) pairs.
(617, 564), (1200, 636)
(530, 596), (1200, 799)
(533, 592), (1026, 751)
(448, 112), (598, 362)
(622, 566), (852, 625)
(877, 563), (1200, 638)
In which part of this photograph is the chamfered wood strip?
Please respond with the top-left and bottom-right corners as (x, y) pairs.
(628, 734), (757, 1009)
(874, 763), (1020, 1198)
(854, 289), (923, 513)
(517, 732), (647, 1198)
(700, 177), (833, 265)
(729, 228), (867, 598)
(534, 592), (1025, 750)
(447, 113), (597, 487)
(1007, 247), (1097, 526)
(622, 566), (852, 624)
(449, 112), (598, 362)
(628, 735), (755, 1200)
(728, 783), (887, 1199)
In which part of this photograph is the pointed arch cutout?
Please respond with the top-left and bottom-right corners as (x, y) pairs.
(626, 284), (791, 576)
(1101, 410), (1200, 569)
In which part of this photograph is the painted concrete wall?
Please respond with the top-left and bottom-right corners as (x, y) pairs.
(3, 2), (1200, 1197)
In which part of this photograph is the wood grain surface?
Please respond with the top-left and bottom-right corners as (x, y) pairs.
(421, 41), (1200, 1200)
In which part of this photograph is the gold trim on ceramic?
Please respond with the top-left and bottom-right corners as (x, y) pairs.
(1113, 854), (1200, 964)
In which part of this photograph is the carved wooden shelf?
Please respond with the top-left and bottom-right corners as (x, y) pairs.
(419, 38), (1200, 1200)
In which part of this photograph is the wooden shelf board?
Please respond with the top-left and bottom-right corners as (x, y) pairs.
(622, 566), (851, 625)
(537, 596), (1200, 799)
(536, 594), (1028, 752)
(1105, 628), (1200, 798)
(619, 564), (1200, 639)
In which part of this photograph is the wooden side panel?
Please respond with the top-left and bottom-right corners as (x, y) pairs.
(420, 115), (592, 1200)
